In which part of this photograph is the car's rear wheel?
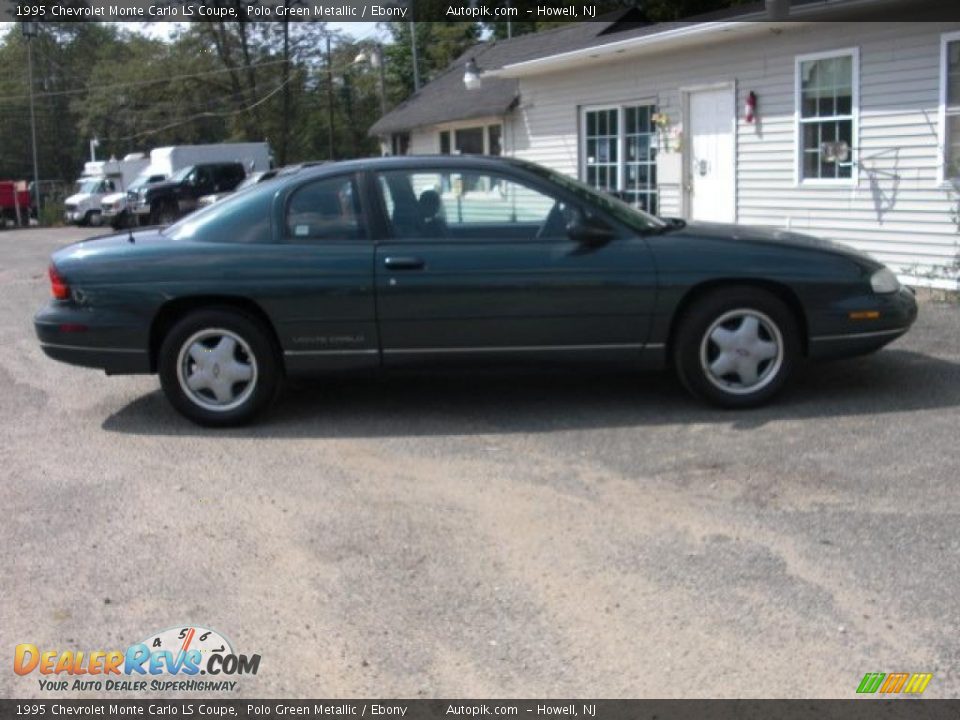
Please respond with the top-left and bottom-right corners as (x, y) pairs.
(158, 309), (280, 426)
(673, 287), (799, 408)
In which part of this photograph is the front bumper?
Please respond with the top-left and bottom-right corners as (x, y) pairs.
(808, 286), (918, 359)
(34, 303), (151, 375)
(64, 210), (85, 224)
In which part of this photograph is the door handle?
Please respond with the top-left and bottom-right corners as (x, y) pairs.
(383, 256), (425, 271)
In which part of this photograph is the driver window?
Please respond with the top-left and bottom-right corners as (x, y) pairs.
(376, 170), (563, 241)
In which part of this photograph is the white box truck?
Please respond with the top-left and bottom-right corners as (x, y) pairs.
(128, 143), (272, 225)
(63, 153), (150, 226)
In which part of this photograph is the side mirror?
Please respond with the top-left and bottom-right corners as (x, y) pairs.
(566, 209), (615, 246)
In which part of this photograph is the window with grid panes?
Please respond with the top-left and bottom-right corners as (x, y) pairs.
(797, 52), (856, 181)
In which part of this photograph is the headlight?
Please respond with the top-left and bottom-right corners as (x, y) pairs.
(870, 267), (900, 294)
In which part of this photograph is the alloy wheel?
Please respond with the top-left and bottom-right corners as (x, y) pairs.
(699, 308), (784, 395)
(175, 328), (258, 412)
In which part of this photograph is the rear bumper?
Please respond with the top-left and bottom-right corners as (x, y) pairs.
(34, 304), (151, 375)
(808, 286), (918, 359)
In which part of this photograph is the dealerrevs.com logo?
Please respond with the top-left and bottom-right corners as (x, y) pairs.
(14, 625), (261, 692)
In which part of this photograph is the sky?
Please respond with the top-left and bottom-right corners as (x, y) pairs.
(0, 21), (387, 42)
(137, 20), (385, 41)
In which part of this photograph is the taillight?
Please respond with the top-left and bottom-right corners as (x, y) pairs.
(48, 265), (70, 300)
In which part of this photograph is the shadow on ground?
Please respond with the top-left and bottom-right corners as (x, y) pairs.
(101, 349), (960, 438)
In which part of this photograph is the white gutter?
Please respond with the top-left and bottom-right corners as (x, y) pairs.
(487, 0), (914, 79)
(487, 21), (758, 78)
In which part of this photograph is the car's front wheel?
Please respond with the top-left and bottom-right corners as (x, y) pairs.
(673, 287), (800, 408)
(158, 309), (280, 426)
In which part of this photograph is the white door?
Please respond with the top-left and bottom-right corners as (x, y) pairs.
(687, 87), (735, 223)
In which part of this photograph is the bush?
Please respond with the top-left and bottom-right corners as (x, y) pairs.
(39, 200), (65, 227)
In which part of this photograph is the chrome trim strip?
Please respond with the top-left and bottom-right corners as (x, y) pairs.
(284, 349), (379, 356)
(383, 343), (648, 355)
(41, 342), (144, 354)
(809, 328), (908, 342)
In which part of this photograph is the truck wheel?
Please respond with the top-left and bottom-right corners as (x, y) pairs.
(158, 308), (281, 427)
(86, 210), (103, 227)
(153, 203), (178, 226)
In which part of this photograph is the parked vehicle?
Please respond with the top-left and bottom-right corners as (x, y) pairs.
(0, 180), (31, 228)
(35, 156), (918, 426)
(132, 162), (248, 226)
(102, 172), (168, 229)
(127, 143), (271, 225)
(64, 154), (149, 227)
(197, 169), (279, 208)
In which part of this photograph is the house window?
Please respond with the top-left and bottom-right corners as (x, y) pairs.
(455, 127), (484, 155)
(391, 133), (410, 156)
(439, 124), (504, 156)
(941, 32), (960, 181)
(488, 125), (502, 156)
(796, 49), (857, 182)
(582, 105), (658, 214)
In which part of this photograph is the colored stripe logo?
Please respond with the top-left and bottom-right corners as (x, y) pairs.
(857, 672), (932, 694)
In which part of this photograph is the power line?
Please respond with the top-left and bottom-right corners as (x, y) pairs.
(0, 57), (292, 104)
(111, 76), (297, 141)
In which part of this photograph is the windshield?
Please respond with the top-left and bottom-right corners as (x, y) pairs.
(518, 161), (667, 232)
(75, 178), (103, 194)
(128, 173), (166, 191)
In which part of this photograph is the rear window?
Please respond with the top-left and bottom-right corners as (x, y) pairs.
(163, 180), (276, 244)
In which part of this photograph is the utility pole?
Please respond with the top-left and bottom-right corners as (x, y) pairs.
(21, 22), (41, 218)
(375, 45), (387, 116)
(325, 34), (335, 160)
(409, 20), (420, 92)
(281, 12), (291, 166)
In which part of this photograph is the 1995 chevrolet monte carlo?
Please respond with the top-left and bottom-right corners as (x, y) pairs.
(35, 156), (917, 426)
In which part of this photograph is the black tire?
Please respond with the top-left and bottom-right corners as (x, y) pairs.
(673, 286), (800, 408)
(158, 308), (281, 426)
(86, 210), (102, 227)
(152, 202), (178, 226)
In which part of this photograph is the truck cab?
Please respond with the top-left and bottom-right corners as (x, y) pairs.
(131, 162), (247, 225)
(64, 176), (118, 227)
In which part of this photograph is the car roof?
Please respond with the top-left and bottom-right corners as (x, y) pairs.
(285, 155), (539, 182)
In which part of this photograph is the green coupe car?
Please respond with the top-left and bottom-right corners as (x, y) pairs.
(35, 156), (917, 426)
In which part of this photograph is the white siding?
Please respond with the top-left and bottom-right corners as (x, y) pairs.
(507, 21), (960, 286)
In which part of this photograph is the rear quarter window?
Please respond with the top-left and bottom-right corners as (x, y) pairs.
(164, 181), (276, 244)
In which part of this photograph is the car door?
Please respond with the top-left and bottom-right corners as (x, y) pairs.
(261, 172), (379, 373)
(372, 165), (657, 363)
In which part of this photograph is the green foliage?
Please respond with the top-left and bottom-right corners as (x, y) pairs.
(0, 4), (756, 181)
(383, 21), (481, 101)
(40, 199), (65, 227)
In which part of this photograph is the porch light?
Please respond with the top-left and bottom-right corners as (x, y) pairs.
(464, 58), (482, 90)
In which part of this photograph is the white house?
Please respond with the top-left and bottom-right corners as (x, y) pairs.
(370, 2), (960, 289)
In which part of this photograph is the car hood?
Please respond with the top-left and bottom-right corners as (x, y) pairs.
(667, 221), (879, 265)
(65, 193), (93, 205)
(101, 192), (127, 203)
